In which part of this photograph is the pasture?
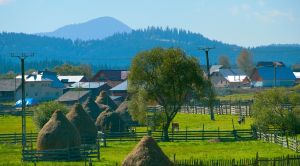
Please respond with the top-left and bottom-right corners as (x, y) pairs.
(0, 113), (298, 165)
(0, 140), (297, 165)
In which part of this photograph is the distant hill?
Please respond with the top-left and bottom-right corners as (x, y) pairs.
(37, 17), (132, 40)
(1, 27), (300, 73)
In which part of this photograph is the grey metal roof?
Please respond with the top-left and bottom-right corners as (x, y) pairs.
(0, 79), (21, 92)
(57, 90), (90, 102)
(110, 80), (127, 91)
(69, 82), (106, 89)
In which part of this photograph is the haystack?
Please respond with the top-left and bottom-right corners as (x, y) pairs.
(66, 103), (97, 144)
(36, 110), (81, 159)
(95, 110), (125, 132)
(115, 101), (134, 127)
(83, 96), (104, 121)
(95, 91), (118, 110)
(122, 136), (173, 166)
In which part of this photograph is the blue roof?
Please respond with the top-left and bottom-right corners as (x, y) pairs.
(257, 66), (296, 81)
(110, 80), (127, 91)
(41, 72), (64, 88)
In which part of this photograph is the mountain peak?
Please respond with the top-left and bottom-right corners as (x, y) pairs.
(38, 17), (132, 41)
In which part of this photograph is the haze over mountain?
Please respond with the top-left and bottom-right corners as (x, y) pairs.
(0, 17), (300, 73)
(37, 17), (132, 40)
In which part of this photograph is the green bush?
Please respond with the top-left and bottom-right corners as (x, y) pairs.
(32, 101), (68, 130)
(253, 88), (300, 133)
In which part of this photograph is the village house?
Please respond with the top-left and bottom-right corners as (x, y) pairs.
(210, 68), (249, 88)
(68, 81), (110, 98)
(91, 69), (129, 88)
(0, 79), (21, 101)
(250, 62), (296, 87)
(57, 75), (87, 87)
(56, 90), (90, 105)
(109, 80), (128, 104)
(293, 72), (300, 84)
(15, 70), (64, 101)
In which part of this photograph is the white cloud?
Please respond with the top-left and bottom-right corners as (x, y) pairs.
(254, 10), (296, 23)
(0, 0), (11, 5)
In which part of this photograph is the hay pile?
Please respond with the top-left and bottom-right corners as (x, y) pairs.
(122, 136), (173, 166)
(95, 110), (125, 132)
(115, 101), (134, 126)
(83, 96), (104, 121)
(37, 110), (81, 151)
(95, 91), (117, 110)
(66, 103), (97, 144)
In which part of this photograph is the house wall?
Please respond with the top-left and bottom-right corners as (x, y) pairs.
(0, 91), (14, 101)
(15, 81), (63, 101)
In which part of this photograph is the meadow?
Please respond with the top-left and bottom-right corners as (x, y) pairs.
(0, 114), (297, 165)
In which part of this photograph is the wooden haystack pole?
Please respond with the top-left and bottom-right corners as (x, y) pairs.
(122, 136), (173, 166)
(66, 103), (97, 144)
(83, 96), (104, 121)
(36, 110), (81, 160)
(95, 91), (118, 110)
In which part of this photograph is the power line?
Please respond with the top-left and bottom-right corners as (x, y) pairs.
(198, 47), (215, 79)
(10, 52), (34, 154)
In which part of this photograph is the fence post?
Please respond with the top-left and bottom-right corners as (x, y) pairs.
(185, 127), (188, 142)
(255, 152), (259, 166)
(286, 133), (289, 148)
(173, 154), (176, 163)
(14, 132), (17, 144)
(202, 124), (204, 140)
(218, 127), (220, 139)
(103, 133), (107, 147)
(97, 137), (100, 161)
(287, 154), (290, 165)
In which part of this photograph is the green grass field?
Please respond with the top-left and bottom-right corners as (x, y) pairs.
(0, 140), (297, 166)
(0, 114), (297, 166)
(217, 93), (254, 101)
(0, 115), (36, 134)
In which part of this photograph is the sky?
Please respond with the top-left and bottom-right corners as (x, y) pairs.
(0, 0), (299, 47)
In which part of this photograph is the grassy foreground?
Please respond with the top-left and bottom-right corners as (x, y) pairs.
(0, 140), (297, 166)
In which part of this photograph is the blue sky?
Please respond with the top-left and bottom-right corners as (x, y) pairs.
(0, 0), (299, 47)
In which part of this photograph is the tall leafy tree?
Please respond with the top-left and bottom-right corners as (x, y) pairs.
(54, 64), (92, 78)
(128, 48), (212, 141)
(218, 55), (231, 68)
(236, 49), (254, 76)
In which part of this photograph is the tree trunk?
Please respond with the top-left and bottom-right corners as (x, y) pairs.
(163, 120), (171, 141)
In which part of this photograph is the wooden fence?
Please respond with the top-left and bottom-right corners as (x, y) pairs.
(174, 154), (300, 166)
(0, 129), (254, 146)
(0, 110), (33, 116)
(98, 129), (254, 146)
(22, 144), (100, 162)
(256, 130), (299, 153)
(179, 100), (253, 116)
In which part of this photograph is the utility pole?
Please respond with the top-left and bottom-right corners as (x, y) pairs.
(198, 47), (215, 120)
(11, 53), (33, 153)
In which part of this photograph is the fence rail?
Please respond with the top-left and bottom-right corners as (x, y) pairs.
(22, 144), (100, 162)
(179, 100), (253, 116)
(256, 130), (299, 153)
